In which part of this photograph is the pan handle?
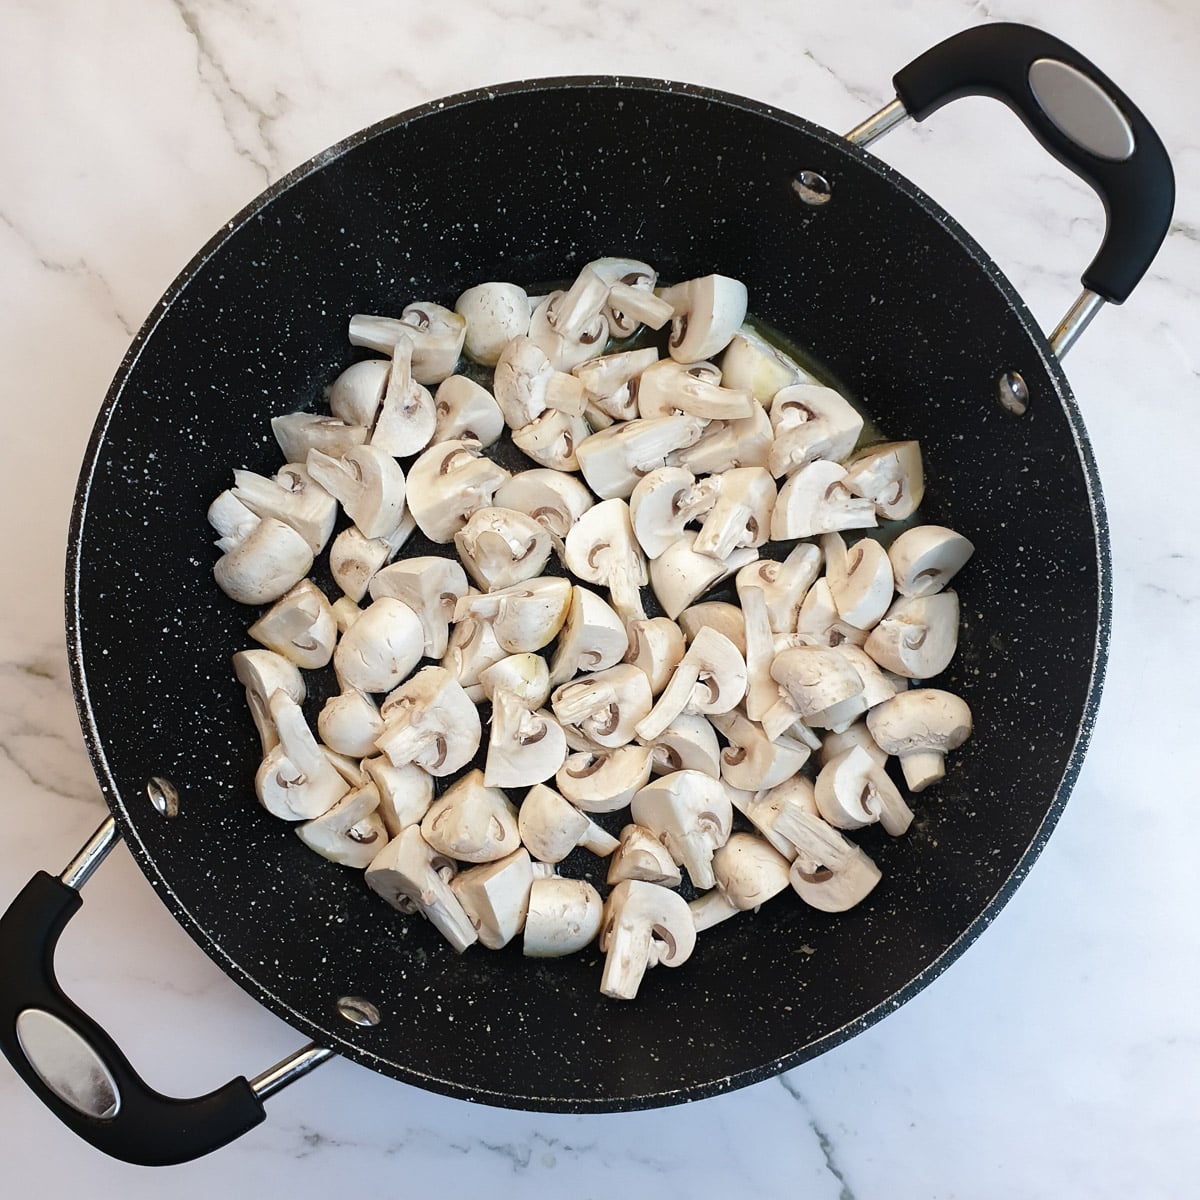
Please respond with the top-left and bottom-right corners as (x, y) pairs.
(0, 817), (332, 1166)
(846, 22), (1174, 356)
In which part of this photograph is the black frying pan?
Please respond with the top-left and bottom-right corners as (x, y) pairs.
(0, 24), (1173, 1166)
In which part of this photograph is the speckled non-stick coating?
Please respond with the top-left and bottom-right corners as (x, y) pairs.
(66, 79), (1108, 1111)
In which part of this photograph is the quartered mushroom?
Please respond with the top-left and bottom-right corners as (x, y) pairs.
(350, 302), (466, 384)
(635, 627), (747, 742)
(306, 444), (408, 541)
(623, 616), (686, 695)
(822, 532), (894, 630)
(639, 711), (723, 779)
(523, 876), (605, 957)
(793, 577), (869, 649)
(364, 824), (477, 952)
(692, 467), (776, 558)
(689, 833), (793, 932)
(247, 578), (337, 669)
(770, 803), (883, 913)
(709, 710), (812, 792)
(296, 782), (388, 868)
(328, 358), (391, 427)
(317, 687), (384, 758)
(551, 663), (654, 749)
(328, 521), (412, 603)
(213, 514), (314, 606)
(669, 401), (773, 474)
(549, 585), (629, 687)
(511, 407), (591, 472)
(592, 257), (671, 337)
(371, 335), (437, 456)
(660, 274), (748, 362)
(255, 690), (350, 821)
(556, 743), (655, 813)
(492, 335), (586, 430)
(866, 688), (973, 791)
(631, 769), (734, 890)
(421, 769), (520, 864)
(484, 691), (568, 788)
(814, 744), (914, 836)
(629, 466), (719, 559)
(771, 459), (878, 540)
(331, 596), (363, 634)
(517, 784), (620, 864)
(740, 583), (783, 724)
(229, 463), (338, 556)
(574, 346), (659, 423)
(453, 506), (552, 591)
(677, 602), (746, 656)
(844, 440), (925, 520)
(719, 326), (816, 406)
(404, 438), (510, 543)
(324, 747), (372, 790)
(767, 383), (865, 477)
(455, 281), (532, 366)
(888, 525), (975, 598)
(863, 591), (960, 679)
(634, 358), (754, 421)
(527, 269), (611, 371)
(729, 774), (818, 861)
(440, 608), (509, 700)
(576, 414), (708, 501)
(648, 532), (757, 620)
(370, 555), (470, 659)
(375, 666), (482, 776)
(477, 652), (552, 709)
(361, 756), (435, 835)
(493, 468), (595, 540)
(450, 848), (535, 950)
(771, 644), (864, 720)
(455, 576), (572, 653)
(599, 880), (696, 1000)
(605, 825), (683, 887)
(432, 375), (505, 447)
(271, 412), (368, 464)
(735, 542), (823, 634)
(332, 595), (425, 693)
(232, 649), (305, 755)
(817, 721), (889, 769)
(563, 498), (648, 625)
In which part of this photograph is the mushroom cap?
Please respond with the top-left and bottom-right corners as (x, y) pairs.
(605, 824), (683, 887)
(432, 374), (505, 447)
(736, 542), (823, 634)
(549, 585), (629, 686)
(624, 616), (687, 696)
(866, 688), (973, 756)
(370, 555), (470, 660)
(818, 721), (888, 768)
(822, 532), (894, 631)
(766, 383), (864, 477)
(477, 653), (551, 709)
(710, 710), (812, 792)
(328, 526), (392, 603)
(458, 575), (572, 653)
(332, 596), (425, 694)
(213, 517), (314, 605)
(771, 644), (864, 718)
(361, 756), (435, 836)
(523, 877), (604, 957)
(453, 506), (553, 592)
(421, 769), (520, 864)
(317, 688), (384, 758)
(677, 602), (747, 657)
(247, 578), (336, 670)
(770, 459), (878, 540)
(450, 848), (535, 950)
(255, 691), (350, 821)
(493, 467), (595, 539)
(648, 532), (757, 620)
(711, 833), (793, 910)
(631, 769), (733, 890)
(887, 525), (975, 598)
(455, 281), (531, 366)
(517, 784), (593, 864)
(663, 274), (748, 362)
(640, 711), (723, 779)
(328, 357), (391, 427)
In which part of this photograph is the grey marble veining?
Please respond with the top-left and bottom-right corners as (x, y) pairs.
(0, 0), (1197, 1195)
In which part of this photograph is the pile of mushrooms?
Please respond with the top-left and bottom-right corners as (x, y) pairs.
(210, 257), (975, 1001)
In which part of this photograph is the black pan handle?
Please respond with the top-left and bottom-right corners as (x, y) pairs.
(889, 22), (1173, 306)
(0, 817), (330, 1166)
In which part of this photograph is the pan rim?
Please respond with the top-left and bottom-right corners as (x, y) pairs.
(63, 75), (1111, 1111)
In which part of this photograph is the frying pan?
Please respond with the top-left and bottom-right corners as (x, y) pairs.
(0, 23), (1174, 1166)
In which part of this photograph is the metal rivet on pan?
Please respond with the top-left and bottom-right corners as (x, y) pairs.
(792, 170), (832, 205)
(146, 776), (180, 818)
(336, 996), (382, 1027)
(998, 371), (1030, 415)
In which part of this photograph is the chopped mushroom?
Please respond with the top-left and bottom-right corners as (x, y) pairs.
(670, 402), (773, 474)
(328, 358), (390, 427)
(370, 556), (470, 659)
(814, 745), (914, 836)
(780, 810), (883, 914)
(689, 833), (793, 931)
(247, 579), (337, 669)
(523, 876), (604, 957)
(361, 756), (435, 835)
(455, 282), (532, 366)
(767, 383), (864, 477)
(350, 303), (466, 384)
(660, 274), (748, 362)
(455, 576), (572, 653)
(230, 463), (338, 556)
(677, 602), (746, 657)
(692, 467), (776, 558)
(556, 743), (654, 813)
(404, 439), (510, 543)
(233, 649), (305, 755)
(484, 691), (568, 788)
(771, 460), (878, 540)
(493, 467), (595, 540)
(719, 326), (816, 405)
(844, 440), (925, 520)
(866, 688), (972, 791)
(375, 666), (482, 776)
(477, 652), (552, 709)
(709, 710), (812, 792)
(421, 769), (520, 863)
(629, 466), (719, 559)
(563, 498), (648, 625)
(454, 506), (552, 591)
(599, 879), (696, 1000)
(551, 663), (654, 749)
(771, 644), (864, 720)
(517, 784), (620, 864)
(440, 608), (509, 699)
(736, 543), (823, 634)
(332, 596), (425, 693)
(822, 533), (894, 630)
(371, 335), (436, 456)
(605, 825), (683, 887)
(634, 358), (754, 420)
(648, 532), (757, 621)
(432, 375), (505, 447)
(863, 591), (960, 679)
(574, 347), (659, 422)
(271, 412), (368, 464)
(639, 711), (723, 778)
(635, 627), (747, 742)
(887, 525), (975, 598)
(306, 444), (407, 541)
(255, 690), (350, 821)
(623, 616), (686, 695)
(511, 407), (591, 472)
(450, 848), (535, 949)
(729, 775), (817, 861)
(576, 415), (707, 500)
(631, 769), (733, 890)
(296, 783), (388, 868)
(549, 585), (629, 686)
(317, 688), (384, 758)
(213, 516), (314, 605)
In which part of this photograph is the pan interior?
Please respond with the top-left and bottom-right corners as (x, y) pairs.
(67, 79), (1105, 1111)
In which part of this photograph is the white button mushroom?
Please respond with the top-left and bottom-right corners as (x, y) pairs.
(523, 876), (605, 957)
(629, 465), (719, 560)
(296, 782), (388, 868)
(450, 848), (535, 950)
(527, 274), (610, 372)
(843, 440), (925, 520)
(735, 543), (823, 635)
(605, 825), (683, 887)
(575, 415), (707, 500)
(648, 532), (757, 621)
(863, 591), (960, 679)
(551, 663), (654, 749)
(623, 616), (686, 696)
(770, 644), (864, 720)
(573, 347), (659, 423)
(477, 652), (552, 709)
(562, 498), (648, 625)
(455, 576), (572, 653)
(587, 257), (660, 337)
(602, 282), (673, 338)
(517, 784), (620, 864)
(328, 526), (394, 603)
(767, 384), (865, 477)
(431, 375), (505, 447)
(375, 666), (482, 776)
(255, 690), (350, 821)
(232, 649), (305, 755)
(369, 555), (470, 660)
(639, 711), (723, 779)
(689, 833), (793, 931)
(692, 467), (777, 559)
(555, 743), (655, 813)
(404, 439), (510, 543)
(774, 806), (883, 913)
(887, 525), (975, 598)
(866, 688), (973, 791)
(634, 358), (755, 421)
(317, 687), (384, 758)
(440, 609), (509, 700)
(728, 775), (818, 861)
(331, 595), (425, 694)
(328, 357), (391, 427)
(822, 532), (894, 631)
(599, 879), (696, 1000)
(455, 282), (532, 366)
(306, 444), (408, 541)
(493, 468), (595, 540)
(770, 460), (878, 540)
(511, 407), (591, 472)
(230, 463), (339, 556)
(361, 756), (435, 835)
(719, 326), (817, 406)
(365, 824), (478, 952)
(484, 690), (568, 788)
(793, 577), (869, 648)
(631, 769), (734, 890)
(660, 274), (748, 362)
(492, 335), (585, 430)
(635, 627), (747, 743)
(247, 579), (337, 670)
(814, 744), (913, 835)
(213, 516), (314, 606)
(453, 506), (553, 592)
(739, 583), (784, 725)
(350, 303), (466, 384)
(708, 710), (812, 792)
(669, 401), (773, 474)
(548, 585), (629, 687)
(676, 602), (746, 656)
(271, 412), (368, 464)
(421, 768), (520, 864)
(817, 721), (888, 769)
(370, 336), (436, 457)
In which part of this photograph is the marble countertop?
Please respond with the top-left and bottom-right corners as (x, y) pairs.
(1, 1), (1196, 1195)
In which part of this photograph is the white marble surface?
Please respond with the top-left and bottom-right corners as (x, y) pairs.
(1, 0), (1197, 1194)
